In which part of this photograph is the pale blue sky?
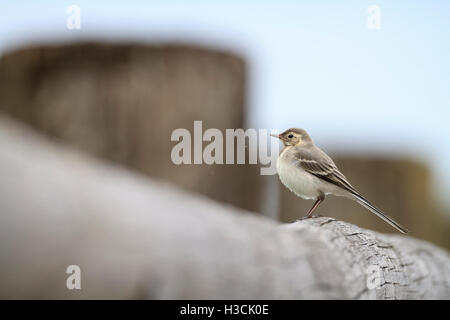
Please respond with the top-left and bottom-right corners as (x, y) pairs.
(1, 1), (449, 207)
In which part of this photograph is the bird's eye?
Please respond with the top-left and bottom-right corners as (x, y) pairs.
(288, 134), (294, 139)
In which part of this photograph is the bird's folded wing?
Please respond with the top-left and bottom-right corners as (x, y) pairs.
(292, 148), (356, 193)
(292, 147), (409, 234)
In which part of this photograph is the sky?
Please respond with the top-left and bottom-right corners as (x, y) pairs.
(1, 1), (449, 207)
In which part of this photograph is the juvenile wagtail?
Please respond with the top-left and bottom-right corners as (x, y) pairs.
(271, 128), (408, 234)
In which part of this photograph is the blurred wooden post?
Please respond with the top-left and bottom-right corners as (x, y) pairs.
(0, 43), (262, 213)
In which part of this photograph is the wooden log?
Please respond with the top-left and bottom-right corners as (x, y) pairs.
(0, 114), (449, 299)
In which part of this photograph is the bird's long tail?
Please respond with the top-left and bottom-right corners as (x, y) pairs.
(351, 192), (409, 234)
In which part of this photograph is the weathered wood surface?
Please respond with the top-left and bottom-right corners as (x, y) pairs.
(0, 114), (449, 299)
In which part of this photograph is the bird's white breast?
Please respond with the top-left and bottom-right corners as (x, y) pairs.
(276, 147), (322, 200)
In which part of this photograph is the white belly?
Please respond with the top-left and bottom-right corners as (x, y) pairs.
(276, 147), (345, 200)
(277, 156), (321, 200)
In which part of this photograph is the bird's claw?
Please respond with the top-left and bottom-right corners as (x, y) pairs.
(299, 214), (323, 221)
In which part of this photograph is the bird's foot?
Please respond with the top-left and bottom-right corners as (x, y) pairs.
(299, 214), (322, 221)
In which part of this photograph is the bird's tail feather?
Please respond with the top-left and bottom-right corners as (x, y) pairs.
(351, 192), (409, 234)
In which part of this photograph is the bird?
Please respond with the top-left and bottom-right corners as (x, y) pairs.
(271, 128), (408, 234)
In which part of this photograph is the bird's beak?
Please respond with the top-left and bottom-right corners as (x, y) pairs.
(270, 133), (281, 140)
(271, 133), (286, 141)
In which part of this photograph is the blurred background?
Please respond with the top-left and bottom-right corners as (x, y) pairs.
(0, 0), (449, 249)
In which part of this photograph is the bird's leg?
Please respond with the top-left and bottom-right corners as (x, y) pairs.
(302, 194), (325, 219)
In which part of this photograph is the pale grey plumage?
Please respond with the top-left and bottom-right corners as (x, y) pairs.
(272, 128), (408, 234)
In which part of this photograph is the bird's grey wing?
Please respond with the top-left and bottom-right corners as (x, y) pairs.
(292, 147), (409, 234)
(291, 147), (356, 193)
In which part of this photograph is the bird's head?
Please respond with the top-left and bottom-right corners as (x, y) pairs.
(271, 128), (312, 147)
